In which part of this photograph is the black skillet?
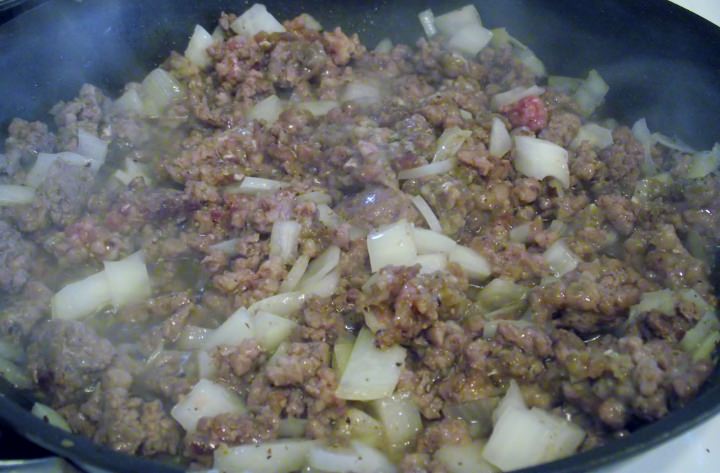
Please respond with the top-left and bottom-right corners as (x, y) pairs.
(0, 0), (719, 472)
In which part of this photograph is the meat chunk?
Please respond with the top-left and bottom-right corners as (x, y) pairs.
(2, 118), (56, 176)
(0, 220), (34, 294)
(334, 186), (419, 230)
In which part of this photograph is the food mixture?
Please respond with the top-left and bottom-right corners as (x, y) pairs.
(0, 4), (719, 472)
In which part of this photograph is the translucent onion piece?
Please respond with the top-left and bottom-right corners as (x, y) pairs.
(297, 100), (339, 117)
(307, 441), (397, 473)
(513, 136), (570, 188)
(203, 308), (254, 350)
(434, 5), (482, 36)
(208, 238), (240, 255)
(515, 46), (546, 79)
(197, 350), (216, 379)
(113, 87), (144, 115)
(632, 118), (657, 176)
(652, 132), (695, 153)
(531, 408), (586, 463)
(103, 251), (151, 309)
(0, 358), (32, 389)
(0, 185), (35, 206)
(509, 221), (532, 243)
(335, 328), (406, 401)
(333, 338), (354, 379)
(417, 9), (437, 37)
(27, 152), (98, 188)
(249, 95), (284, 124)
(412, 227), (457, 254)
(447, 23), (493, 57)
(141, 68), (182, 116)
(77, 129), (108, 163)
(478, 278), (528, 312)
(297, 13), (323, 31)
(230, 3), (286, 36)
(342, 81), (381, 105)
(280, 254), (310, 292)
(367, 220), (417, 272)
(214, 440), (315, 473)
(433, 127), (471, 162)
(113, 157), (151, 186)
(298, 191), (332, 205)
(301, 268), (340, 298)
(254, 311), (297, 352)
(398, 158), (456, 180)
(483, 406), (553, 470)
(492, 379), (526, 424)
(171, 379), (246, 432)
(491, 85), (545, 111)
(184, 24), (214, 68)
(543, 239), (579, 277)
(176, 325), (212, 350)
(374, 38), (394, 54)
(51, 271), (111, 320)
(489, 117), (512, 157)
(278, 417), (308, 438)
(299, 245), (340, 289)
(548, 75), (583, 95)
(415, 253), (448, 274)
(32, 402), (71, 432)
(573, 69), (609, 117)
(270, 220), (301, 264)
(410, 195), (442, 233)
(226, 176), (289, 194)
(371, 395), (422, 448)
(248, 292), (306, 317)
(343, 408), (384, 448)
(435, 441), (497, 473)
(448, 245), (491, 281)
(570, 123), (614, 150)
(687, 144), (720, 179)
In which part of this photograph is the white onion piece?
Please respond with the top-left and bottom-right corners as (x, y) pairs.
(231, 3), (286, 36)
(367, 220), (417, 272)
(203, 308), (254, 350)
(299, 245), (340, 289)
(298, 191), (332, 205)
(297, 100), (339, 117)
(687, 143), (720, 179)
(434, 5), (482, 35)
(226, 176), (289, 194)
(51, 271), (111, 320)
(489, 117), (512, 157)
(343, 408), (384, 447)
(214, 440), (315, 473)
(632, 118), (657, 176)
(0, 358), (32, 389)
(103, 251), (151, 309)
(483, 406), (554, 470)
(32, 402), (71, 432)
(113, 157), (151, 186)
(543, 239), (579, 277)
(531, 407), (586, 462)
(514, 46), (546, 79)
(280, 254), (310, 292)
(513, 136), (570, 188)
(184, 24), (214, 68)
(548, 75), (583, 95)
(333, 339), (355, 378)
(0, 185), (35, 206)
(176, 325), (212, 350)
(270, 220), (301, 264)
(336, 328), (406, 401)
(308, 441), (396, 473)
(492, 379), (526, 425)
(316, 203), (344, 229)
(342, 81), (381, 105)
(653, 133), (695, 153)
(211, 25), (224, 42)
(415, 253), (448, 274)
(412, 227), (457, 254)
(436, 441), (497, 473)
(278, 417), (308, 438)
(249, 94), (284, 124)
(509, 221), (532, 243)
(417, 9), (437, 37)
(297, 13), (322, 31)
(77, 129), (108, 163)
(573, 69), (609, 117)
(374, 38), (394, 54)
(254, 311), (297, 352)
(27, 152), (98, 188)
(371, 396), (422, 448)
(491, 85), (545, 111)
(302, 268), (339, 298)
(448, 245), (491, 281)
(447, 23), (493, 57)
(410, 195), (442, 233)
(171, 379), (245, 432)
(113, 87), (144, 115)
(197, 350), (216, 379)
(141, 68), (182, 116)
(570, 123), (614, 150)
(434, 127), (471, 162)
(208, 238), (240, 255)
(398, 158), (455, 180)
(249, 292), (306, 317)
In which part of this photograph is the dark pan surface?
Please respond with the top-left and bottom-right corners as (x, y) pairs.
(0, 1), (719, 472)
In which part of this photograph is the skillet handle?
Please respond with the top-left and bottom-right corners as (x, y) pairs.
(0, 458), (82, 472)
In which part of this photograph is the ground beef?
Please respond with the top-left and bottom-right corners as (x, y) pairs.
(0, 281), (52, 341)
(334, 186), (420, 230)
(39, 160), (96, 226)
(2, 118), (55, 176)
(0, 220), (34, 293)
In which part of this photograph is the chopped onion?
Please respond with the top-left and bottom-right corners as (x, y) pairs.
(491, 85), (545, 111)
(249, 292), (306, 317)
(632, 118), (657, 176)
(367, 220), (417, 272)
(448, 245), (491, 281)
(226, 176), (289, 194)
(32, 402), (71, 432)
(434, 127), (471, 162)
(692, 330), (720, 362)
(548, 75), (583, 95)
(343, 408), (384, 448)
(573, 69), (609, 117)
(249, 95), (284, 124)
(298, 191), (332, 205)
(443, 399), (497, 438)
(203, 307), (254, 350)
(509, 221), (532, 243)
(398, 158), (456, 180)
(371, 395), (422, 448)
(254, 311), (297, 352)
(197, 350), (217, 379)
(301, 268), (339, 298)
(543, 239), (579, 277)
(434, 5), (482, 35)
(0, 358), (32, 389)
(113, 87), (144, 115)
(436, 441), (497, 473)
(492, 379), (526, 424)
(531, 407), (586, 463)
(412, 227), (456, 254)
(185, 24), (214, 68)
(215, 440), (315, 473)
(52, 271), (111, 320)
(103, 251), (151, 309)
(484, 406), (551, 470)
(489, 117), (512, 158)
(478, 278), (528, 312)
(410, 195), (442, 233)
(447, 23), (493, 57)
(177, 325), (212, 350)
(631, 172), (671, 203)
(297, 100), (339, 117)
(270, 220), (301, 264)
(687, 144), (720, 179)
(278, 417), (308, 438)
(280, 254), (310, 292)
(570, 123), (614, 150)
(317, 203), (344, 229)
(336, 328), (406, 401)
(417, 9), (437, 37)
(342, 81), (381, 105)
(297, 13), (323, 31)
(514, 46), (546, 79)
(27, 152), (98, 188)
(209, 238), (240, 255)
(0, 185), (35, 206)
(415, 253), (448, 274)
(230, 3), (286, 36)
(211, 25), (224, 41)
(681, 312), (720, 353)
(513, 135), (570, 188)
(298, 245), (340, 289)
(114, 157), (151, 186)
(77, 129), (108, 163)
(308, 441), (396, 473)
(171, 379), (246, 432)
(141, 68), (182, 116)
(333, 338), (355, 378)
(374, 38), (394, 54)
(653, 133), (695, 153)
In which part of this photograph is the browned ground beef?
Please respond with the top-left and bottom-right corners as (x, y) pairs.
(0, 6), (717, 472)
